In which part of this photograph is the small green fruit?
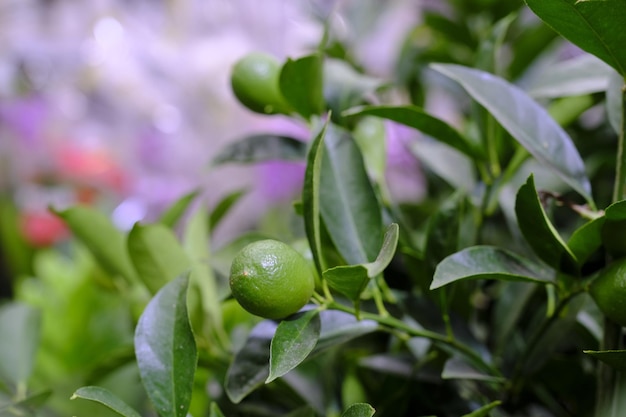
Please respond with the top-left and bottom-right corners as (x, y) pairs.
(230, 53), (290, 115)
(229, 239), (315, 319)
(589, 259), (626, 327)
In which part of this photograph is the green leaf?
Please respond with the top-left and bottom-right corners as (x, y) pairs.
(341, 403), (376, 417)
(0, 302), (41, 386)
(159, 190), (200, 228)
(0, 390), (52, 417)
(320, 125), (383, 265)
(211, 135), (307, 166)
(134, 275), (197, 417)
(303, 120), (329, 274)
(431, 246), (555, 290)
(128, 223), (190, 294)
(431, 64), (594, 206)
(515, 175), (578, 272)
(209, 188), (247, 230)
(53, 205), (138, 284)
(343, 105), (483, 160)
(568, 216), (605, 265)
(267, 310), (321, 383)
(584, 349), (626, 371)
(352, 116), (387, 183)
(461, 401), (502, 417)
(324, 59), (385, 117)
(71, 386), (142, 417)
(528, 54), (615, 98)
(606, 70), (624, 135)
(601, 200), (626, 256)
(442, 358), (505, 383)
(209, 402), (226, 417)
(225, 320), (277, 403)
(525, 0), (626, 77)
(323, 223), (399, 300)
(406, 138), (475, 190)
(280, 54), (325, 119)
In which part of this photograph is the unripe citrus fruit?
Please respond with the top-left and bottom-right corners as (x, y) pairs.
(229, 239), (315, 319)
(230, 53), (290, 115)
(589, 259), (626, 327)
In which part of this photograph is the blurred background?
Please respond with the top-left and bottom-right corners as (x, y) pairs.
(0, 0), (426, 249)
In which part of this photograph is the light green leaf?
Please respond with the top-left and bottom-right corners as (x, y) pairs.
(341, 403), (376, 417)
(568, 216), (605, 266)
(128, 223), (190, 294)
(0, 302), (41, 386)
(606, 70), (624, 135)
(323, 224), (399, 300)
(280, 54), (325, 119)
(525, 0), (626, 77)
(343, 105), (483, 159)
(584, 349), (626, 371)
(320, 125), (383, 264)
(431, 63), (594, 206)
(159, 190), (200, 229)
(431, 246), (555, 290)
(134, 275), (197, 417)
(53, 205), (138, 284)
(209, 402), (226, 417)
(515, 174), (578, 272)
(267, 309), (321, 383)
(71, 386), (141, 417)
(209, 189), (247, 230)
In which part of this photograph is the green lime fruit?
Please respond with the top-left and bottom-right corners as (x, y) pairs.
(229, 239), (315, 319)
(230, 52), (290, 115)
(589, 259), (626, 327)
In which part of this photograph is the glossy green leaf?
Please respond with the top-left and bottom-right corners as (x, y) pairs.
(70, 386), (141, 417)
(209, 188), (247, 230)
(303, 120), (329, 274)
(313, 310), (378, 354)
(584, 349), (626, 371)
(225, 320), (277, 403)
(209, 402), (226, 417)
(267, 309), (321, 383)
(461, 401), (502, 417)
(128, 223), (190, 294)
(323, 223), (399, 300)
(528, 54), (614, 98)
(431, 64), (594, 206)
(0, 302), (41, 386)
(211, 134), (307, 166)
(515, 175), (578, 272)
(135, 275), (197, 417)
(341, 403), (376, 417)
(431, 246), (555, 290)
(525, 0), (626, 77)
(280, 54), (325, 119)
(343, 105), (483, 159)
(53, 205), (138, 284)
(320, 125), (383, 265)
(568, 216), (605, 264)
(159, 190), (200, 228)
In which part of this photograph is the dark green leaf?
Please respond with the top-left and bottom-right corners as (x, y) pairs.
(128, 223), (190, 294)
(284, 406), (317, 417)
(135, 275), (197, 417)
(461, 401), (502, 417)
(424, 193), (464, 273)
(303, 120), (329, 274)
(71, 386), (142, 417)
(209, 189), (247, 230)
(515, 175), (578, 272)
(343, 105), (483, 159)
(341, 403), (376, 417)
(212, 134), (307, 166)
(280, 54), (325, 119)
(320, 125), (383, 264)
(323, 224), (399, 300)
(528, 54), (615, 98)
(225, 320), (277, 403)
(431, 64), (594, 206)
(267, 310), (321, 383)
(525, 0), (626, 77)
(601, 200), (626, 256)
(584, 349), (626, 371)
(159, 190), (200, 228)
(431, 246), (555, 290)
(0, 302), (41, 386)
(53, 205), (139, 284)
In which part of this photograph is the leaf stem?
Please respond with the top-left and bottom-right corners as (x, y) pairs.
(612, 83), (626, 202)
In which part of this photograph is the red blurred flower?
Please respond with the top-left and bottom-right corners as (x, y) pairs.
(20, 210), (69, 248)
